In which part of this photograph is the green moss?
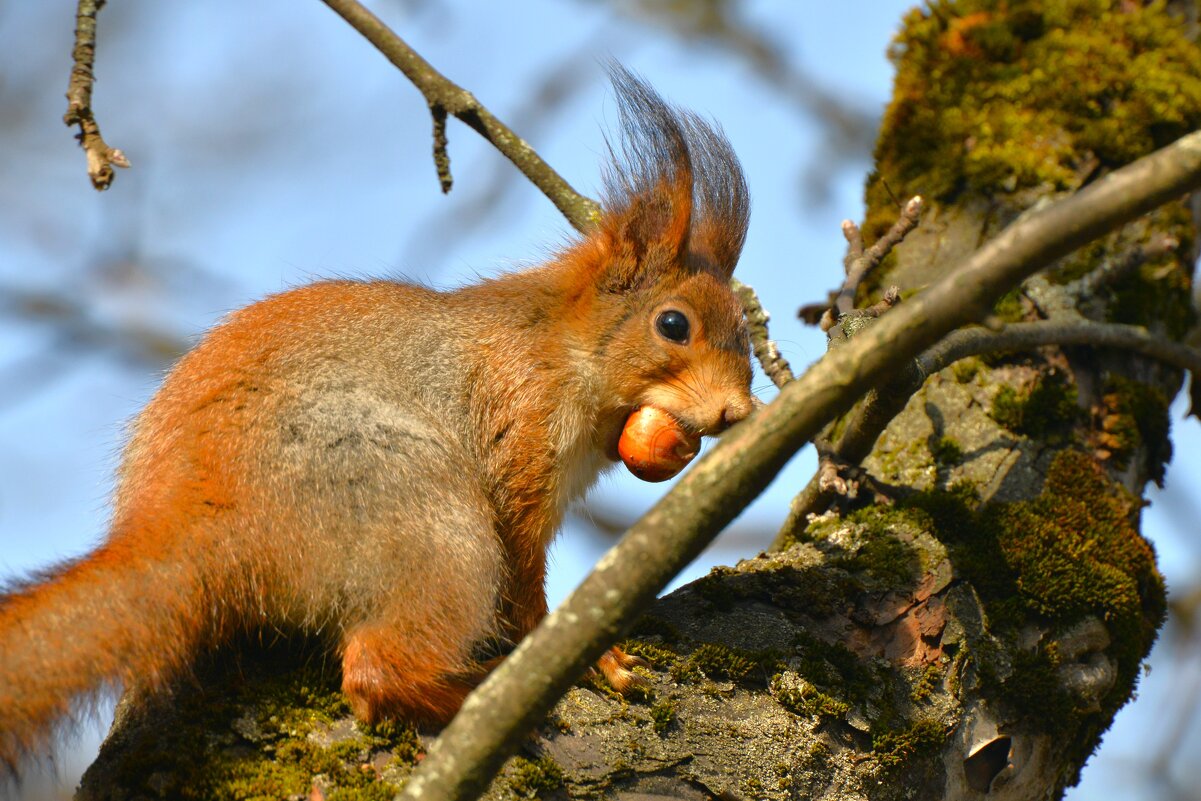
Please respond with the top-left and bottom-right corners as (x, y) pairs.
(1107, 206), (1198, 340)
(989, 385), (1024, 430)
(817, 505), (927, 589)
(505, 756), (564, 799)
(624, 631), (788, 690)
(677, 643), (782, 685)
(789, 630), (884, 716)
(872, 719), (949, 768)
(691, 567), (739, 612)
(989, 372), (1079, 439)
(1097, 375), (1172, 484)
(992, 452), (1164, 645)
(1051, 238), (1110, 284)
(831, 530), (921, 588)
(623, 676), (656, 706)
(205, 666), (409, 801)
(930, 436), (964, 465)
(771, 674), (851, 720)
(620, 639), (681, 672)
(869, 436), (938, 487)
(357, 718), (422, 764)
(867, 0), (1201, 232)
(649, 698), (678, 734)
(86, 643), (420, 801)
(992, 288), (1026, 323)
(995, 646), (1076, 735)
(952, 357), (983, 383)
(910, 664), (943, 702)
(905, 451), (1165, 736)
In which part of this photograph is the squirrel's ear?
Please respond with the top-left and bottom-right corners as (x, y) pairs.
(596, 172), (693, 292)
(687, 217), (742, 280)
(591, 64), (749, 290)
(680, 126), (749, 280)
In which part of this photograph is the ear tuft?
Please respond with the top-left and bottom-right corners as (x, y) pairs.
(595, 64), (750, 287)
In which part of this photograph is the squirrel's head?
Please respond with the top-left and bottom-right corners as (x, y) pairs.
(564, 66), (754, 454)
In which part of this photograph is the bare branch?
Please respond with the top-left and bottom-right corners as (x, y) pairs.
(319, 0), (600, 231)
(398, 129), (1201, 801)
(732, 278), (794, 388)
(64, 0), (129, 190)
(919, 320), (1201, 377)
(834, 195), (922, 316)
(430, 102), (452, 194)
(841, 218), (864, 271)
(799, 199), (921, 330)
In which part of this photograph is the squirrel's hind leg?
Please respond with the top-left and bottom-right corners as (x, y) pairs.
(340, 625), (480, 725)
(331, 468), (506, 727)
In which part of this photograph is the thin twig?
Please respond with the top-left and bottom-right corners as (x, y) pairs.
(841, 218), (864, 273)
(918, 320), (1201, 376)
(319, 0), (600, 231)
(63, 0), (129, 190)
(732, 278), (794, 388)
(398, 129), (1201, 801)
(430, 102), (452, 194)
(798, 199), (919, 330)
(834, 196), (922, 316)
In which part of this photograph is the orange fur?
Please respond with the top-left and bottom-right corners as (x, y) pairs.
(0, 68), (754, 773)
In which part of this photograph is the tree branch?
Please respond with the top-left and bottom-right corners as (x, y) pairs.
(773, 318), (1201, 548)
(318, 0), (600, 231)
(834, 195), (923, 316)
(920, 320), (1201, 377)
(398, 129), (1201, 801)
(64, 0), (129, 190)
(732, 278), (794, 388)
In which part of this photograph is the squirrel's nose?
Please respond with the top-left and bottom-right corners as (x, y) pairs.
(713, 393), (753, 432)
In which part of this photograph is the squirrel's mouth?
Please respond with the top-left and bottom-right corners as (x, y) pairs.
(603, 413), (630, 461)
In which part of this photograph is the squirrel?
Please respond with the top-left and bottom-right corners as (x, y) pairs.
(0, 67), (754, 773)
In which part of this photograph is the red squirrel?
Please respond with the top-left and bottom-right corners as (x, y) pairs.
(0, 68), (753, 771)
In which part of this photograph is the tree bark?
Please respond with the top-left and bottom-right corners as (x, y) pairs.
(78, 2), (1201, 799)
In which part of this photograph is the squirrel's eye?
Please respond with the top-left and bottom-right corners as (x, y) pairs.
(655, 310), (690, 344)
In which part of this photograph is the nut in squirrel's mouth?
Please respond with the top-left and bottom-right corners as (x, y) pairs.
(616, 406), (702, 483)
(600, 403), (686, 461)
(604, 405), (703, 462)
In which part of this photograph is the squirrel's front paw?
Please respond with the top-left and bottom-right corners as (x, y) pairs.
(596, 646), (650, 694)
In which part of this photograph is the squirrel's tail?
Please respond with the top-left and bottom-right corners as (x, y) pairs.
(0, 533), (213, 775)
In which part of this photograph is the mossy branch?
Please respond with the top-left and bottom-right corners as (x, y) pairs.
(399, 129), (1201, 801)
(319, 0), (600, 231)
(64, 0), (129, 190)
(773, 318), (1201, 549)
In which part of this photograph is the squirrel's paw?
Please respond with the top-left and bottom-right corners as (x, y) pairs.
(597, 646), (650, 694)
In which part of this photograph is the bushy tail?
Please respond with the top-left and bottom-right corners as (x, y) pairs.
(0, 539), (210, 775)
